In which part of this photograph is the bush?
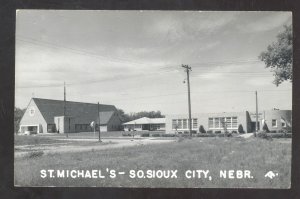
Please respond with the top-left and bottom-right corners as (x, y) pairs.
(238, 124), (244, 134)
(231, 131), (238, 134)
(269, 133), (292, 138)
(162, 134), (176, 137)
(184, 131), (190, 135)
(196, 134), (216, 137)
(207, 130), (213, 134)
(262, 123), (270, 132)
(215, 131), (221, 134)
(269, 130), (277, 133)
(191, 130), (197, 134)
(122, 133), (131, 136)
(257, 131), (272, 140)
(225, 131), (232, 137)
(199, 125), (206, 133)
(151, 133), (161, 137)
(141, 133), (150, 137)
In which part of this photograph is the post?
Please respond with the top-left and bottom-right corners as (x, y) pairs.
(255, 91), (258, 137)
(98, 102), (101, 142)
(64, 81), (68, 138)
(182, 64), (192, 137)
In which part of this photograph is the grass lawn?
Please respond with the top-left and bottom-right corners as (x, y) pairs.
(14, 135), (66, 146)
(14, 137), (291, 188)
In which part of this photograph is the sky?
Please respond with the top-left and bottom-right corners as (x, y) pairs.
(15, 10), (292, 115)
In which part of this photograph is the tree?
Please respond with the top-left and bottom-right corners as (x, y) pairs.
(199, 125), (206, 133)
(259, 24), (292, 86)
(116, 109), (164, 123)
(238, 124), (244, 134)
(14, 107), (26, 134)
(262, 122), (270, 133)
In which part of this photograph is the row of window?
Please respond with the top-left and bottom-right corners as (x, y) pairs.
(75, 124), (91, 131)
(208, 117), (238, 129)
(172, 119), (198, 130)
(151, 124), (165, 129)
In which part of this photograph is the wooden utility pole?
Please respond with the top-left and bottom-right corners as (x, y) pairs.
(255, 91), (258, 137)
(98, 102), (102, 142)
(182, 64), (192, 137)
(64, 81), (68, 138)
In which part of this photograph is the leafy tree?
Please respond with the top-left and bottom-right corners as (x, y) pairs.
(199, 125), (206, 133)
(259, 24), (292, 86)
(238, 124), (244, 134)
(14, 107), (26, 134)
(116, 109), (164, 123)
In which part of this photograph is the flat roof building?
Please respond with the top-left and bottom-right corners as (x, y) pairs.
(165, 109), (292, 134)
(19, 98), (122, 134)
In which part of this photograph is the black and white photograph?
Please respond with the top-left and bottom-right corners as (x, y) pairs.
(14, 10), (292, 188)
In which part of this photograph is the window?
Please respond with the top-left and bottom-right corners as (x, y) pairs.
(232, 117), (238, 128)
(215, 118), (220, 128)
(208, 116), (238, 129)
(183, 119), (187, 129)
(282, 122), (286, 127)
(226, 117), (232, 128)
(208, 118), (213, 128)
(272, 119), (277, 127)
(193, 119), (198, 129)
(172, 119), (177, 129)
(178, 119), (182, 129)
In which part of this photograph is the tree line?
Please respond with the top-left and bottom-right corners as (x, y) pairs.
(117, 109), (164, 123)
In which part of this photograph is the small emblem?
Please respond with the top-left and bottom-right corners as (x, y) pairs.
(264, 171), (278, 179)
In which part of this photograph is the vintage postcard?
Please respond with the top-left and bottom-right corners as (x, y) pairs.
(14, 10), (292, 188)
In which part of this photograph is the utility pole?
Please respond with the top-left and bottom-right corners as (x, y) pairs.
(255, 91), (258, 137)
(64, 81), (68, 138)
(182, 64), (192, 137)
(98, 102), (102, 142)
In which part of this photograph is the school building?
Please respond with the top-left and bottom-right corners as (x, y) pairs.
(19, 98), (122, 134)
(165, 109), (292, 134)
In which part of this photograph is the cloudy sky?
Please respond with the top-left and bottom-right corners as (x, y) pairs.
(15, 10), (292, 114)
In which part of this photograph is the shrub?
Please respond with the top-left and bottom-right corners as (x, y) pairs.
(231, 131), (238, 134)
(215, 131), (221, 134)
(268, 133), (292, 138)
(238, 124), (244, 134)
(177, 132), (183, 134)
(196, 134), (216, 137)
(225, 131), (232, 137)
(207, 130), (213, 134)
(257, 131), (272, 140)
(199, 125), (206, 133)
(122, 133), (131, 136)
(141, 133), (150, 137)
(184, 131), (190, 135)
(262, 122), (270, 133)
(162, 134), (176, 137)
(151, 133), (161, 137)
(270, 130), (277, 133)
(191, 130), (197, 134)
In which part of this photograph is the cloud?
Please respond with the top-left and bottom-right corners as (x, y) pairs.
(237, 12), (292, 33)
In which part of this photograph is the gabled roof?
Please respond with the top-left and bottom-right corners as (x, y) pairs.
(123, 117), (165, 125)
(97, 111), (115, 125)
(32, 98), (117, 125)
